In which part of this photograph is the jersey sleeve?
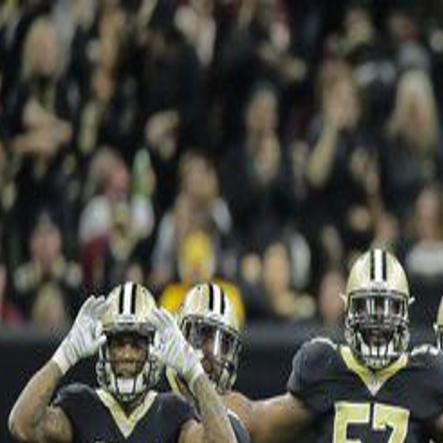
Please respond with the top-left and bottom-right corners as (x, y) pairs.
(162, 393), (196, 440)
(52, 383), (93, 436)
(414, 348), (443, 423)
(228, 411), (250, 443)
(287, 338), (337, 416)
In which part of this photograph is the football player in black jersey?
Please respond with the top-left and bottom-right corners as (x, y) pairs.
(166, 283), (249, 443)
(217, 249), (443, 443)
(9, 282), (242, 443)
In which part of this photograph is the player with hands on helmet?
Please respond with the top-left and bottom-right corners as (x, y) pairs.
(9, 282), (241, 443)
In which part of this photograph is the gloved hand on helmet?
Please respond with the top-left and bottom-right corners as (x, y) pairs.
(149, 307), (204, 393)
(52, 295), (109, 374)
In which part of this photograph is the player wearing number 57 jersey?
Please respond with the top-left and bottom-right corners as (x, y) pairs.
(287, 249), (443, 443)
(225, 249), (443, 443)
(287, 337), (443, 443)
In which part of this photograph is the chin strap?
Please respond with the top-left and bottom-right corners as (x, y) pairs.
(101, 359), (151, 402)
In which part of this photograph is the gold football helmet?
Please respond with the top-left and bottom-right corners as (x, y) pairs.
(344, 249), (411, 369)
(96, 282), (159, 402)
(168, 282), (242, 396)
(435, 296), (443, 350)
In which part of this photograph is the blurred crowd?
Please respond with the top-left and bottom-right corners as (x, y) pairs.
(1, 0), (443, 332)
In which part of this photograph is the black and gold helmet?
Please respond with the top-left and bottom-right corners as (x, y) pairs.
(344, 249), (411, 370)
(96, 282), (160, 402)
(435, 296), (443, 350)
(167, 282), (242, 395)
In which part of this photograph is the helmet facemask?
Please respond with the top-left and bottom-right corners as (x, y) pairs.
(181, 315), (242, 394)
(345, 290), (410, 370)
(435, 324), (443, 350)
(434, 295), (443, 350)
(96, 323), (159, 403)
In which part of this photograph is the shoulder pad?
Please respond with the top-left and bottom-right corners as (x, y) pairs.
(305, 336), (338, 350)
(410, 344), (440, 357)
(287, 337), (338, 415)
(52, 383), (96, 417)
(288, 336), (339, 387)
(298, 336), (339, 372)
(156, 391), (195, 416)
(54, 383), (94, 401)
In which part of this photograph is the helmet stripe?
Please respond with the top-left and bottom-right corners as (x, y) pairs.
(118, 284), (124, 314)
(123, 282), (133, 314)
(370, 250), (375, 280)
(213, 283), (222, 314)
(220, 288), (226, 315)
(374, 249), (383, 282)
(130, 283), (137, 314)
(382, 250), (387, 281)
(208, 283), (214, 311)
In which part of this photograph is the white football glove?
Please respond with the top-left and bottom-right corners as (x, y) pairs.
(149, 308), (204, 393)
(52, 295), (110, 374)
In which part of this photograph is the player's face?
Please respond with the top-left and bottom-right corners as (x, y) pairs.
(200, 328), (221, 380)
(351, 294), (407, 359)
(108, 333), (148, 378)
(353, 294), (404, 320)
(188, 323), (238, 383)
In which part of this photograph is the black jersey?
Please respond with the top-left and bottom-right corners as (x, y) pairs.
(53, 384), (194, 443)
(287, 338), (443, 443)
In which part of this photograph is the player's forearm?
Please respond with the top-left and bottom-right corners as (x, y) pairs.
(9, 360), (63, 442)
(193, 374), (238, 443)
(250, 395), (311, 443)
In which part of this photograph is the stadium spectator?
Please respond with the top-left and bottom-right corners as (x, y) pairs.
(151, 151), (233, 286)
(5, 14), (77, 255)
(403, 185), (443, 325)
(304, 60), (382, 280)
(0, 261), (23, 325)
(317, 268), (345, 326)
(261, 241), (314, 321)
(30, 282), (70, 331)
(174, 0), (217, 69)
(13, 213), (82, 319)
(381, 69), (443, 220)
(3, 1), (443, 329)
(79, 147), (154, 291)
(218, 0), (305, 140)
(221, 83), (294, 251)
(159, 229), (245, 327)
